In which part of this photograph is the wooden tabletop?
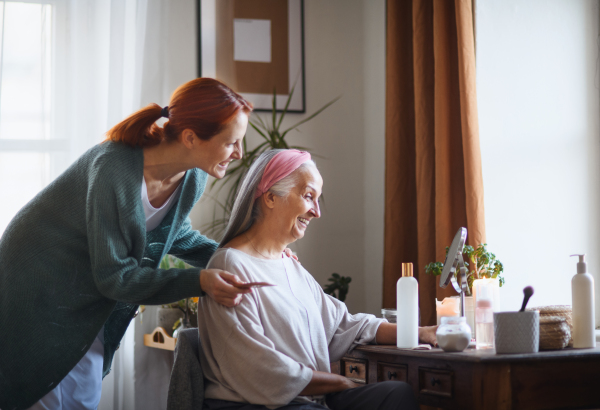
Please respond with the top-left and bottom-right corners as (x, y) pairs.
(354, 344), (600, 363)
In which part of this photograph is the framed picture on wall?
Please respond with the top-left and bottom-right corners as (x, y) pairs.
(198, 0), (305, 113)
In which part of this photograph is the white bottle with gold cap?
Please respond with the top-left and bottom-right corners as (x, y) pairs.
(397, 263), (419, 348)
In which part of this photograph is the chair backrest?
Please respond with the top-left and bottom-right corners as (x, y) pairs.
(167, 328), (204, 410)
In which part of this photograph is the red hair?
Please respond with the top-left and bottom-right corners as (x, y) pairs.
(105, 78), (253, 147)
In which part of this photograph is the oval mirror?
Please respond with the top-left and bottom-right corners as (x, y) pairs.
(439, 227), (467, 293)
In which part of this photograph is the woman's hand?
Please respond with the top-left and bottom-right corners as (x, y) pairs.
(376, 322), (439, 347)
(284, 248), (299, 262)
(419, 325), (439, 347)
(300, 370), (359, 396)
(200, 269), (252, 307)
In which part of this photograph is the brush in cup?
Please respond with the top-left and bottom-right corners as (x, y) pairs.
(494, 286), (539, 354)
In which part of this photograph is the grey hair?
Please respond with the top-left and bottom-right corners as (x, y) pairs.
(219, 149), (317, 247)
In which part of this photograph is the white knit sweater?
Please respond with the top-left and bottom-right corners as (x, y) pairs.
(197, 248), (385, 407)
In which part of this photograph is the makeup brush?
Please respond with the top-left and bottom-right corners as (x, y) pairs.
(519, 286), (534, 312)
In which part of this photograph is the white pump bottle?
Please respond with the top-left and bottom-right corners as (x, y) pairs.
(397, 263), (419, 348)
(571, 254), (596, 348)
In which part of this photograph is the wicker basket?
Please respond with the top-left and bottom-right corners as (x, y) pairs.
(537, 316), (571, 350)
(527, 305), (573, 348)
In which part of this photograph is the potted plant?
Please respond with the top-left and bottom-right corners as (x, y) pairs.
(204, 87), (339, 238)
(155, 255), (199, 336)
(425, 243), (504, 330)
(323, 273), (352, 302)
(424, 243), (504, 296)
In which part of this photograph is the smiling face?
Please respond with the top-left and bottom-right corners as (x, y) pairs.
(191, 110), (249, 179)
(271, 165), (323, 243)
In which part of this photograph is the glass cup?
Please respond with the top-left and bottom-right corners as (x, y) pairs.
(381, 308), (397, 323)
(381, 308), (420, 325)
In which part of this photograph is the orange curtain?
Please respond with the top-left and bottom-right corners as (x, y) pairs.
(383, 0), (485, 326)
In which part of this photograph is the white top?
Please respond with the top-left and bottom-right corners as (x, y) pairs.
(197, 248), (385, 407)
(141, 177), (183, 231)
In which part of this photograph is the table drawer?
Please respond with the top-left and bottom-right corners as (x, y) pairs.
(377, 362), (407, 382)
(341, 358), (367, 384)
(418, 367), (453, 398)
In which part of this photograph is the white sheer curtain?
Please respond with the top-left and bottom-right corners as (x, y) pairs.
(58, 1), (146, 409)
(56, 1), (195, 409)
(0, 0), (196, 407)
(56, 0), (150, 159)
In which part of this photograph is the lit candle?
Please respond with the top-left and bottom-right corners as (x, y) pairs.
(436, 297), (460, 325)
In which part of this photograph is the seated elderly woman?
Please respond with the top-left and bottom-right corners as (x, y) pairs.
(197, 149), (437, 410)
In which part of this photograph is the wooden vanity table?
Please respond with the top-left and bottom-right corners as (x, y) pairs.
(332, 345), (600, 409)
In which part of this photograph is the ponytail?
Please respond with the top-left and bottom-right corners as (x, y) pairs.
(105, 103), (165, 147)
(104, 78), (253, 148)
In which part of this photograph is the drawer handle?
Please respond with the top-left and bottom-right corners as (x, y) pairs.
(349, 365), (359, 374)
(431, 377), (441, 386)
(387, 371), (397, 380)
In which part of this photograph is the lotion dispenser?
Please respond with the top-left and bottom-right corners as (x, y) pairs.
(571, 254), (596, 348)
(397, 263), (419, 348)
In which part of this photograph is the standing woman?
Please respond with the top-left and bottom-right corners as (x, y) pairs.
(0, 78), (253, 410)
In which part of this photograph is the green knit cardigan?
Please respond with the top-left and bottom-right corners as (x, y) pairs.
(0, 142), (218, 410)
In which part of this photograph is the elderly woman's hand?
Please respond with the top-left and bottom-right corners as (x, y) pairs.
(418, 325), (439, 347)
(200, 269), (252, 307)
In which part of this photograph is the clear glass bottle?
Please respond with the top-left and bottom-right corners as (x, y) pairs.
(475, 298), (494, 349)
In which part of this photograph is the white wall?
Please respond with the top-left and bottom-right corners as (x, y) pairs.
(192, 0), (386, 315)
(362, 0), (387, 317)
(476, 0), (600, 320)
(103, 1), (386, 408)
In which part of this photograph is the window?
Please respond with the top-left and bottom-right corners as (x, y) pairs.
(0, 0), (67, 235)
(0, 0), (159, 237)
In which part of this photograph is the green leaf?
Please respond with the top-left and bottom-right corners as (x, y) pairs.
(277, 84), (296, 129)
(281, 96), (341, 135)
(160, 255), (171, 269)
(272, 88), (277, 132)
(173, 318), (182, 331)
(249, 121), (271, 142)
(253, 113), (269, 131)
(322, 272), (352, 302)
(424, 261), (444, 276)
